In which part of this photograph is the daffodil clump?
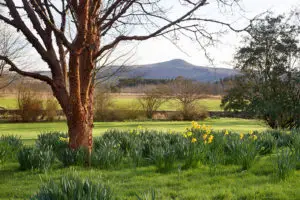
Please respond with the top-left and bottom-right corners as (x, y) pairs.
(183, 121), (214, 145)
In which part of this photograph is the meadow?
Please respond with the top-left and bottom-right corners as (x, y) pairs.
(0, 95), (222, 111)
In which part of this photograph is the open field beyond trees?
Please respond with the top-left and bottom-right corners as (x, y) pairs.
(0, 95), (222, 111)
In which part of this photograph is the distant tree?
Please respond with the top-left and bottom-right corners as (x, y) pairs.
(138, 85), (169, 119)
(168, 77), (207, 120)
(221, 14), (300, 129)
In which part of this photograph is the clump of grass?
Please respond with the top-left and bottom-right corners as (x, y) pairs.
(274, 148), (296, 180)
(30, 175), (113, 200)
(18, 146), (55, 171)
(0, 135), (23, 164)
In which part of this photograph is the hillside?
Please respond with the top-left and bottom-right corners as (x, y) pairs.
(37, 59), (238, 82)
(122, 59), (238, 82)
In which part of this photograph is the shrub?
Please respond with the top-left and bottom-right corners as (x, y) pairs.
(274, 148), (296, 180)
(44, 98), (59, 121)
(17, 86), (44, 122)
(18, 146), (54, 171)
(177, 103), (208, 121)
(94, 91), (114, 121)
(30, 175), (113, 200)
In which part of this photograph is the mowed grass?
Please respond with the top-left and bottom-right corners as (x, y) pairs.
(1, 156), (300, 199)
(0, 96), (222, 111)
(0, 118), (267, 145)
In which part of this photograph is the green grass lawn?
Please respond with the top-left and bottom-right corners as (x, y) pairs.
(1, 156), (300, 199)
(0, 118), (267, 145)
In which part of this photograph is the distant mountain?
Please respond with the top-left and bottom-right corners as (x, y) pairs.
(123, 59), (239, 82)
(36, 59), (239, 82)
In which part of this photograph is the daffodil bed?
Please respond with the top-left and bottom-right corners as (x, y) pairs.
(1, 122), (300, 199)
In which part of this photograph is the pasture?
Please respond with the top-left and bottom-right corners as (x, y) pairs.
(0, 95), (222, 111)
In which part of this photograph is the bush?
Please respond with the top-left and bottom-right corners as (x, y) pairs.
(18, 146), (54, 171)
(94, 91), (114, 121)
(17, 86), (44, 122)
(177, 103), (208, 121)
(44, 98), (59, 121)
(30, 175), (113, 200)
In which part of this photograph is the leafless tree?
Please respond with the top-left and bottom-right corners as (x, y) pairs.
(0, 22), (27, 89)
(0, 0), (247, 151)
(168, 77), (207, 119)
(138, 85), (169, 119)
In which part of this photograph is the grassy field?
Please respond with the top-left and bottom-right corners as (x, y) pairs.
(1, 156), (300, 199)
(0, 96), (222, 111)
(0, 97), (17, 109)
(114, 98), (222, 111)
(0, 118), (267, 145)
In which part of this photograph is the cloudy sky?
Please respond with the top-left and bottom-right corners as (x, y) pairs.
(131, 0), (299, 68)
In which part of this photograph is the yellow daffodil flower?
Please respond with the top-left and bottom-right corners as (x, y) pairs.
(191, 138), (197, 143)
(225, 130), (229, 135)
(208, 135), (214, 144)
(240, 133), (244, 140)
(252, 135), (258, 140)
(203, 134), (208, 140)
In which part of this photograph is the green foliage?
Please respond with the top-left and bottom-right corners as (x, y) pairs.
(256, 132), (276, 155)
(225, 134), (259, 170)
(36, 132), (67, 150)
(0, 135), (22, 164)
(30, 175), (113, 200)
(136, 189), (158, 200)
(274, 148), (296, 180)
(221, 14), (300, 129)
(18, 146), (54, 171)
(92, 138), (123, 169)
